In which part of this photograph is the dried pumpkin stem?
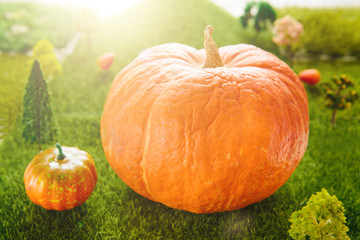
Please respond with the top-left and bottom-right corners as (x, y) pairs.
(203, 25), (224, 68)
(56, 143), (66, 160)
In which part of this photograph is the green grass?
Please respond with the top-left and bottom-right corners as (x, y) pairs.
(0, 54), (30, 139)
(1, 0), (360, 239)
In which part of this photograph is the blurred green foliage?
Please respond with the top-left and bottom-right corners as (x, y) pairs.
(0, 2), (80, 52)
(30, 39), (63, 80)
(0, 55), (30, 139)
(240, 1), (276, 33)
(277, 7), (360, 57)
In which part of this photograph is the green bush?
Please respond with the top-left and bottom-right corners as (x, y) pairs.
(277, 7), (360, 57)
(30, 39), (63, 80)
(289, 189), (350, 239)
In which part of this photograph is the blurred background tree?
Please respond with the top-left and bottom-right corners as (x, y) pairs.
(272, 15), (303, 67)
(322, 75), (358, 125)
(240, 1), (276, 34)
(30, 39), (63, 81)
(75, 9), (98, 50)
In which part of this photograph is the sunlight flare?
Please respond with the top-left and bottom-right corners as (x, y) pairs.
(35, 0), (145, 19)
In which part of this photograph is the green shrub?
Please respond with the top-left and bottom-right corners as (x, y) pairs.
(277, 7), (360, 57)
(289, 189), (350, 240)
(30, 39), (63, 80)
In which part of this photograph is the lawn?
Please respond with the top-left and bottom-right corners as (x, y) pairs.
(1, 0), (359, 239)
(0, 54), (30, 139)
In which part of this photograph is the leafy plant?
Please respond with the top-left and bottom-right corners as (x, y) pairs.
(322, 75), (358, 125)
(289, 189), (350, 240)
(22, 59), (58, 151)
(30, 39), (63, 81)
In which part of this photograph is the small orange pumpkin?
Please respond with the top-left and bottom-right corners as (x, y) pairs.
(101, 26), (309, 213)
(98, 52), (115, 70)
(24, 143), (97, 211)
(299, 69), (321, 85)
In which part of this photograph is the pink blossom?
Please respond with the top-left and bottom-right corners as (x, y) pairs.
(272, 15), (303, 46)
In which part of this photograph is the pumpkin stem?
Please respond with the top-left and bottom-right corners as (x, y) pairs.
(203, 25), (224, 68)
(56, 143), (66, 160)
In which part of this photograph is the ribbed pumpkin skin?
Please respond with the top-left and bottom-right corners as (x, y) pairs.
(101, 43), (309, 213)
(24, 147), (97, 211)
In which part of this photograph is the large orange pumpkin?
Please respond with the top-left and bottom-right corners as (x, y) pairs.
(101, 26), (309, 213)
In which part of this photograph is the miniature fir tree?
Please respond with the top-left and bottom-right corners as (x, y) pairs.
(322, 75), (358, 125)
(289, 189), (350, 240)
(22, 59), (58, 152)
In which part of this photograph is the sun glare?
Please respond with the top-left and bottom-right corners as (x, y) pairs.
(36, 0), (145, 19)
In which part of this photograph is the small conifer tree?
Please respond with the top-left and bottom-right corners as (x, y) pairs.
(22, 59), (58, 152)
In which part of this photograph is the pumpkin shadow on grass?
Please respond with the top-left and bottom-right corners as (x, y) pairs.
(234, 189), (294, 238)
(121, 186), (292, 239)
(217, 193), (291, 239)
(120, 187), (228, 238)
(30, 203), (89, 233)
